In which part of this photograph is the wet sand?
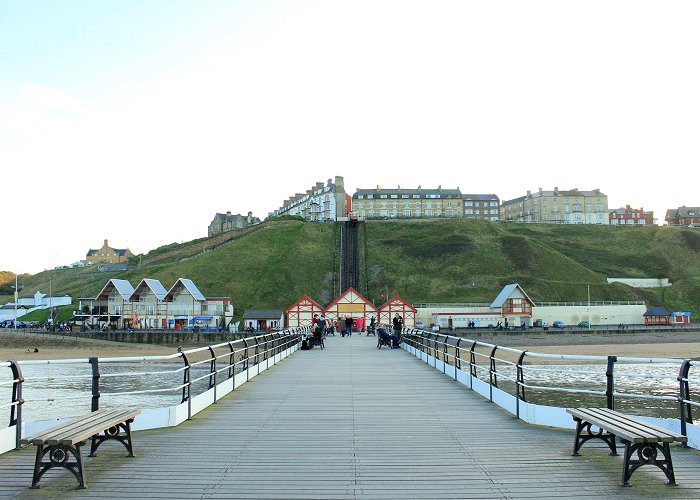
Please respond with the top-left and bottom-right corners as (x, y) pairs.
(0, 330), (178, 360)
(1, 329), (699, 361)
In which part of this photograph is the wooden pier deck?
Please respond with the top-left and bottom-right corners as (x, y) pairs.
(1, 335), (699, 498)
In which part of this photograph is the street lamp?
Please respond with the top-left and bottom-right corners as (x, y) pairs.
(12, 275), (19, 331)
(49, 275), (54, 331)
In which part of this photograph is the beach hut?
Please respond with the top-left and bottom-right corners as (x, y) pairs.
(378, 295), (417, 329)
(324, 288), (378, 331)
(286, 295), (325, 329)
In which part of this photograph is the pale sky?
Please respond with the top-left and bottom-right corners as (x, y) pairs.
(1, 0), (698, 275)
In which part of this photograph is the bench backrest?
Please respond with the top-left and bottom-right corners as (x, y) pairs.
(21, 409), (140, 446)
(567, 408), (687, 444)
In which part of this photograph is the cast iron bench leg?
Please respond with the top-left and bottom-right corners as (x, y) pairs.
(621, 441), (677, 487)
(90, 419), (136, 457)
(31, 443), (86, 489)
(571, 417), (617, 456)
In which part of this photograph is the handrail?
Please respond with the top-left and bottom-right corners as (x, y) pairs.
(0, 329), (304, 448)
(402, 329), (697, 440)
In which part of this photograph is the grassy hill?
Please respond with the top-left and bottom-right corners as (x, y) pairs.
(3, 220), (699, 321)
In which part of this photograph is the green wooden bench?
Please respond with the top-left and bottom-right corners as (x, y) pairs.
(20, 408), (140, 489)
(567, 407), (687, 486)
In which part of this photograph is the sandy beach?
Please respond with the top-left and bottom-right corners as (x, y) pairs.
(1, 329), (700, 361)
(0, 330), (178, 361)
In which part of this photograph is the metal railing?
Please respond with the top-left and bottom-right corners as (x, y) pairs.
(1, 327), (310, 450)
(402, 329), (698, 437)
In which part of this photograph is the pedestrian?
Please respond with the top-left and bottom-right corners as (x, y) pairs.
(392, 313), (403, 339)
(345, 316), (353, 337)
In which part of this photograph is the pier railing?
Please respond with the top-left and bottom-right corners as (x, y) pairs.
(401, 329), (700, 449)
(0, 327), (309, 454)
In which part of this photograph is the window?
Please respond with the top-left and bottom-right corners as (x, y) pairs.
(403, 210), (412, 217)
(412, 194), (420, 198)
(401, 194), (409, 198)
(465, 201), (473, 207)
(391, 195), (398, 199)
(465, 209), (474, 215)
(426, 210), (433, 217)
(447, 202), (453, 208)
(357, 195), (364, 199)
(380, 194), (387, 199)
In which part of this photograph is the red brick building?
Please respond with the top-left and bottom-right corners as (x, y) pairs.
(609, 205), (654, 226)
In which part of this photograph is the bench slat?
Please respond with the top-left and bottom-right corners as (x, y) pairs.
(21, 410), (121, 445)
(21, 409), (140, 446)
(567, 408), (686, 443)
(46, 410), (140, 446)
(571, 408), (684, 442)
(569, 408), (663, 442)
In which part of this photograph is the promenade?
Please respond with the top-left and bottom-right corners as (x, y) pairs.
(1, 334), (699, 499)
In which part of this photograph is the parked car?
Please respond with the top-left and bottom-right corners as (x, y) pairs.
(577, 320), (590, 328)
(553, 321), (566, 328)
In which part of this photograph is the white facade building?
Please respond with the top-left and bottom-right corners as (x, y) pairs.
(76, 278), (234, 331)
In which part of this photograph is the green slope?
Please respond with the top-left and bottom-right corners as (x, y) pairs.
(4, 220), (700, 321)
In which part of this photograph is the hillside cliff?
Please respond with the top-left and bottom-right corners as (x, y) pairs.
(5, 220), (700, 320)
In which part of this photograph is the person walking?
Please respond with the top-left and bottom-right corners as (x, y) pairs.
(345, 316), (354, 337)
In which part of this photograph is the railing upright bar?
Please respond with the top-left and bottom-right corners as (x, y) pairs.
(242, 339), (249, 383)
(442, 335), (449, 372)
(454, 339), (462, 381)
(9, 361), (24, 449)
(679, 359), (692, 441)
(606, 355), (617, 410)
(469, 341), (477, 389)
(89, 357), (100, 412)
(178, 348), (192, 420)
(208, 346), (217, 403)
(489, 345), (498, 402)
(227, 341), (235, 380)
(516, 351), (527, 419)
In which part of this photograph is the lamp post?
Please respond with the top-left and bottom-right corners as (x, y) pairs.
(587, 284), (591, 330)
(13, 275), (18, 331)
(49, 276), (53, 331)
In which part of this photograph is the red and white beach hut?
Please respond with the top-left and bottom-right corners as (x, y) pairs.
(378, 295), (417, 329)
(323, 288), (378, 331)
(286, 295), (325, 329)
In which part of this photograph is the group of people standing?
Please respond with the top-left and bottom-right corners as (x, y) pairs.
(310, 313), (404, 347)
